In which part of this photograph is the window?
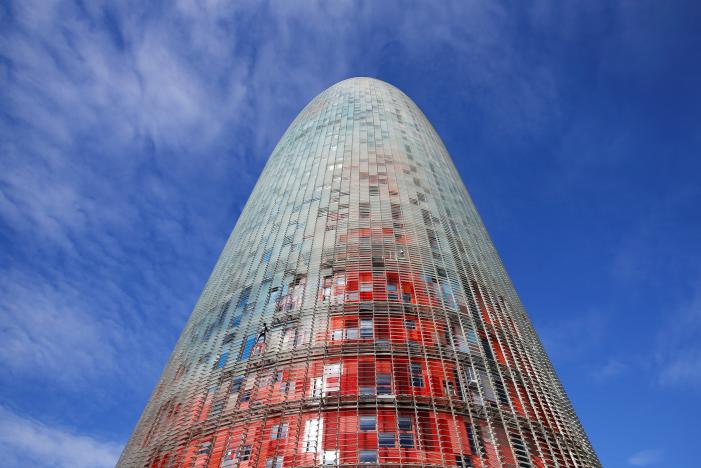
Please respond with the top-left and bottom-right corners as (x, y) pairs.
(270, 423), (289, 440)
(404, 320), (416, 330)
(310, 377), (323, 398)
(262, 249), (272, 262)
(379, 432), (395, 447)
(359, 416), (376, 431)
(237, 445), (252, 461)
(441, 282), (455, 307)
(241, 336), (256, 360)
(397, 416), (414, 448)
(465, 423), (482, 454)
(280, 381), (295, 394)
(237, 286), (251, 312)
(230, 376), (244, 393)
(399, 433), (414, 448)
(377, 373), (391, 395)
(387, 284), (398, 299)
(197, 441), (211, 455)
(240, 391), (250, 402)
(222, 332), (236, 344)
(466, 367), (478, 384)
(265, 456), (284, 468)
(322, 275), (332, 302)
(398, 417), (412, 432)
(456, 454), (473, 467)
(360, 319), (373, 338)
(359, 203), (371, 219)
(304, 418), (323, 452)
(359, 450), (377, 463)
(323, 363), (341, 395)
(211, 399), (225, 415)
(322, 451), (338, 465)
(410, 363), (424, 387)
(216, 352), (228, 369)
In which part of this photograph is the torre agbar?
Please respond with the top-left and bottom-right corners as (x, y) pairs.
(119, 78), (599, 468)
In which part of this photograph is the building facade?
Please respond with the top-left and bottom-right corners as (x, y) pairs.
(118, 78), (599, 468)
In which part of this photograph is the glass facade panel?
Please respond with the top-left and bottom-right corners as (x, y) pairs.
(359, 416), (376, 431)
(379, 432), (395, 447)
(118, 78), (599, 468)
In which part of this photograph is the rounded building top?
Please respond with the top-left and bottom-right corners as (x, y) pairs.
(326, 76), (404, 93)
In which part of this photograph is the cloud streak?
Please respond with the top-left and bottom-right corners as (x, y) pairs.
(1, 0), (536, 396)
(656, 280), (701, 388)
(0, 405), (122, 468)
(2, 1), (697, 465)
(627, 448), (662, 466)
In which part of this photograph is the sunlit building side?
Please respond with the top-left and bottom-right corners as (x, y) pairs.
(118, 78), (599, 468)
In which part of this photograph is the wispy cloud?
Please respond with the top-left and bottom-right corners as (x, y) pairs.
(627, 448), (662, 466)
(603, 190), (701, 390)
(0, 266), (171, 391)
(1, 0), (532, 394)
(538, 308), (609, 363)
(610, 189), (700, 290)
(5, 0), (691, 464)
(0, 0), (292, 382)
(0, 405), (122, 468)
(656, 280), (701, 388)
(592, 358), (627, 382)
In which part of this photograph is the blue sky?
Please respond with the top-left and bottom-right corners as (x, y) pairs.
(1, 1), (699, 467)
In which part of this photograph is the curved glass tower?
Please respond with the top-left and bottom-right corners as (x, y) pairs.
(119, 78), (599, 468)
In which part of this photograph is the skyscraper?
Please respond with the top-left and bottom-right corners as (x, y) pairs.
(119, 78), (599, 467)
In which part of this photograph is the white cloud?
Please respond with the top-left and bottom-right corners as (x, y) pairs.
(0, 405), (122, 468)
(628, 448), (662, 466)
(0, 0), (589, 453)
(0, 266), (172, 395)
(0, 0), (264, 393)
(0, 270), (111, 382)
